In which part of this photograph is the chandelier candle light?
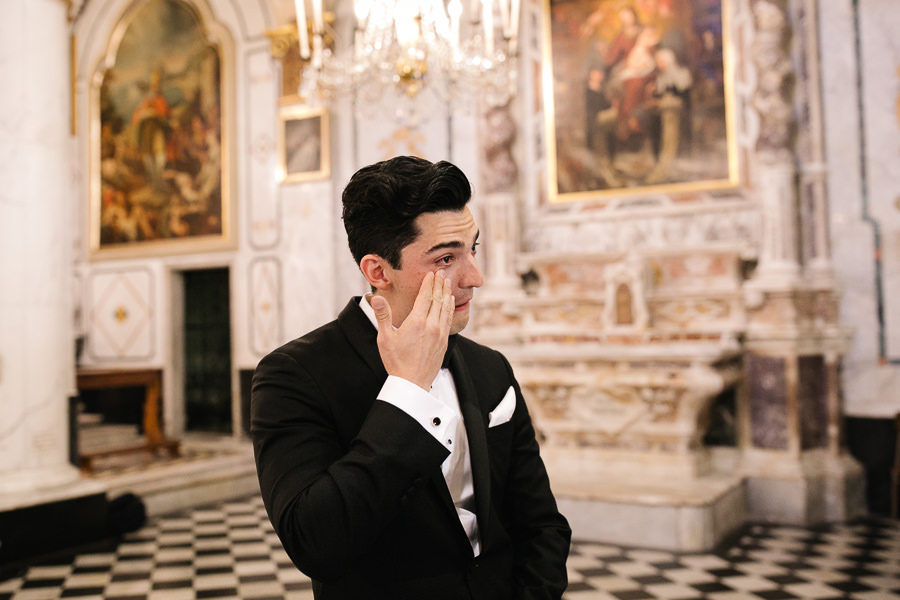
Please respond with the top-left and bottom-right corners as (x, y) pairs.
(293, 0), (520, 122)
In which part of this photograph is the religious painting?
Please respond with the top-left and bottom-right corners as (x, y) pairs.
(543, 0), (738, 202)
(91, 0), (231, 257)
(278, 105), (330, 183)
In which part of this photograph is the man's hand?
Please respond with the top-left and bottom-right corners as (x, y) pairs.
(370, 272), (454, 391)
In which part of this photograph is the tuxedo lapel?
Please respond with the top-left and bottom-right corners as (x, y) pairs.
(338, 299), (491, 548)
(448, 344), (492, 542)
(338, 299), (473, 549)
(336, 298), (388, 381)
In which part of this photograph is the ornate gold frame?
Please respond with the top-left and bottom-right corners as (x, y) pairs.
(88, 0), (235, 259)
(542, 0), (740, 203)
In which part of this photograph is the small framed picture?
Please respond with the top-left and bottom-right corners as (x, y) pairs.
(278, 105), (330, 183)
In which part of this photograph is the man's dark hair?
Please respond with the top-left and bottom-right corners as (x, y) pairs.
(342, 156), (472, 268)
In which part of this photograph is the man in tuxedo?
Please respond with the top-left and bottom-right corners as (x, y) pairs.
(251, 156), (571, 600)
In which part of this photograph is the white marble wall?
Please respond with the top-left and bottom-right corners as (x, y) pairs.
(821, 0), (900, 417)
(72, 0), (298, 438)
(0, 0), (883, 532)
(28, 0), (894, 447)
(0, 0), (82, 497)
(67, 0), (489, 440)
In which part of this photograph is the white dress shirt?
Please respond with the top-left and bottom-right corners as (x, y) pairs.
(359, 296), (481, 556)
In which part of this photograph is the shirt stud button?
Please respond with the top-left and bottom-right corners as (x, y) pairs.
(447, 439), (453, 445)
(432, 417), (441, 427)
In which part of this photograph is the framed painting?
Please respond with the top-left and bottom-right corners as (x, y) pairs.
(91, 0), (232, 257)
(543, 0), (738, 203)
(278, 105), (330, 183)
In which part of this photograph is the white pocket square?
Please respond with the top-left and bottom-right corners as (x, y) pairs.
(488, 387), (516, 428)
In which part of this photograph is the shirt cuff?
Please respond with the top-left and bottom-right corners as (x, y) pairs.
(377, 375), (458, 452)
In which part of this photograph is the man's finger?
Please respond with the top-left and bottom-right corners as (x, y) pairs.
(408, 271), (436, 319)
(430, 270), (446, 310)
(441, 278), (454, 332)
(370, 295), (392, 325)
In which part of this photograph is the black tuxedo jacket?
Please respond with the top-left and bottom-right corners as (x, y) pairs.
(251, 299), (570, 600)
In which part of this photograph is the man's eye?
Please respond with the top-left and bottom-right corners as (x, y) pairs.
(472, 242), (480, 254)
(437, 256), (453, 265)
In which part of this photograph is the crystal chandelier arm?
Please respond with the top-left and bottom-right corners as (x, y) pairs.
(498, 0), (509, 39)
(482, 0), (493, 55)
(448, 0), (462, 54)
(509, 0), (519, 53)
(311, 0), (324, 33)
(310, 0), (324, 69)
(294, 0), (310, 59)
(354, 0), (371, 23)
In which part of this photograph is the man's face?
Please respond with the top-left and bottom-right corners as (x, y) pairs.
(380, 207), (484, 335)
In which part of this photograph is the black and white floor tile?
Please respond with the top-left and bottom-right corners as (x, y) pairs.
(1, 495), (898, 600)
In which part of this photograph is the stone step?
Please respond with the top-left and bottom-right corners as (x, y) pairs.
(99, 436), (259, 518)
(78, 412), (104, 427)
(80, 424), (144, 453)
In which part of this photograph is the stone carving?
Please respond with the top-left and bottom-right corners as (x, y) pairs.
(651, 298), (731, 328)
(470, 302), (524, 332)
(527, 301), (605, 328)
(603, 256), (648, 330)
(484, 244), (746, 479)
(746, 0), (802, 274)
(744, 287), (842, 332)
(615, 285), (634, 325)
(751, 0), (794, 159)
(528, 206), (759, 255)
(481, 102), (518, 194)
(507, 249), (744, 335)
(532, 261), (606, 296)
(649, 253), (739, 289)
(522, 361), (734, 456)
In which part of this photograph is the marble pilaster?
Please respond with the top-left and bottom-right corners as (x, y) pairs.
(741, 0), (863, 524)
(821, 0), (900, 418)
(0, 0), (84, 501)
(795, 0), (834, 283)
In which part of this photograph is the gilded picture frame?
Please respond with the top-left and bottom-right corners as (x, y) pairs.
(90, 0), (234, 258)
(278, 104), (330, 184)
(543, 0), (738, 203)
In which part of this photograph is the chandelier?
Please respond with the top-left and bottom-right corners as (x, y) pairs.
(292, 0), (520, 122)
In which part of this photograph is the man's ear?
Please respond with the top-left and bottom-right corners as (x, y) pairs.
(359, 254), (391, 291)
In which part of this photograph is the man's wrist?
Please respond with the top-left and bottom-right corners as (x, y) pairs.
(377, 376), (458, 452)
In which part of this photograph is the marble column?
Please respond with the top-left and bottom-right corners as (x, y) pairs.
(0, 0), (82, 501)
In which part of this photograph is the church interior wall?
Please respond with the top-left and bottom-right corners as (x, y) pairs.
(1, 0), (898, 557)
(62, 0), (899, 527)
(818, 0), (900, 515)
(820, 0), (900, 420)
(70, 0), (493, 440)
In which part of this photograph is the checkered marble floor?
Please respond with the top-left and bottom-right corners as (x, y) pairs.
(1, 495), (898, 600)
